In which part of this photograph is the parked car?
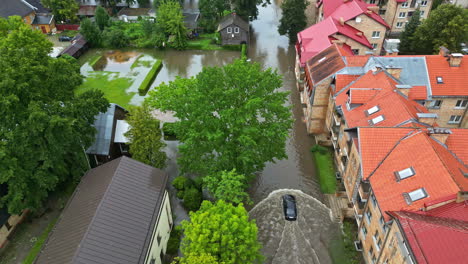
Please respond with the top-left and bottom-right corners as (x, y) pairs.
(282, 194), (297, 221)
(59, 36), (73, 42)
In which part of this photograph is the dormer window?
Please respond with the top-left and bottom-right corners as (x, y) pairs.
(369, 115), (384, 125)
(366, 106), (380, 116)
(403, 188), (428, 204)
(436, 77), (443, 84)
(394, 167), (415, 181)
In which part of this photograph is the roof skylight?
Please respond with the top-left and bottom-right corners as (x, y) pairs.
(366, 106), (380, 116)
(436, 77), (443, 84)
(404, 188), (428, 204)
(370, 115), (384, 125)
(395, 167), (415, 181)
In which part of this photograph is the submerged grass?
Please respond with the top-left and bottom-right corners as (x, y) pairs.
(130, 55), (153, 69)
(88, 55), (103, 68)
(76, 71), (135, 108)
(329, 221), (362, 264)
(311, 145), (337, 194)
(186, 33), (241, 51)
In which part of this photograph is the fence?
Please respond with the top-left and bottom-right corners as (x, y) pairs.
(56, 24), (80, 31)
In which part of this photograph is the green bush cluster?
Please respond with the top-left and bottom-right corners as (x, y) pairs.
(138, 60), (163, 95)
(241, 44), (247, 60)
(166, 225), (183, 255)
(163, 122), (178, 140)
(172, 176), (203, 211)
(311, 145), (337, 194)
(310, 144), (328, 155)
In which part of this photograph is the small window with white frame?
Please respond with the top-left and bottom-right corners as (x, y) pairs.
(394, 167), (415, 181)
(421, 0), (428, 6)
(398, 12), (406, 18)
(401, 2), (408, 7)
(227, 27), (232, 33)
(369, 115), (385, 125)
(371, 43), (378, 50)
(403, 188), (428, 204)
(455, 100), (468, 109)
(234, 27), (240, 33)
(372, 31), (381, 38)
(448, 115), (462, 124)
(396, 22), (404, 28)
(366, 105), (380, 116)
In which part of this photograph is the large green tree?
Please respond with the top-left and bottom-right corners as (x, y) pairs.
(42, 0), (79, 22)
(157, 0), (187, 49)
(95, 6), (110, 31)
(180, 200), (263, 264)
(0, 17), (109, 214)
(398, 10), (421, 54)
(412, 4), (468, 54)
(232, 0), (270, 21)
(199, 0), (229, 32)
(204, 170), (250, 204)
(278, 0), (309, 43)
(146, 59), (292, 176)
(80, 18), (102, 47)
(125, 105), (167, 168)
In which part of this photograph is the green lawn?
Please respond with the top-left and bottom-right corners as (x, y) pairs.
(186, 33), (241, 51)
(329, 221), (362, 264)
(76, 71), (135, 108)
(311, 145), (337, 194)
(131, 55), (153, 69)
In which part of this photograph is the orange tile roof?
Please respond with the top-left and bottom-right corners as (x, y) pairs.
(345, 56), (369, 67)
(425, 55), (468, 97)
(445, 129), (468, 165)
(349, 89), (380, 104)
(360, 128), (463, 220)
(334, 74), (360, 95)
(408, 85), (428, 100)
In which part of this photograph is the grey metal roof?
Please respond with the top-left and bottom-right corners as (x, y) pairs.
(32, 14), (53, 25)
(217, 13), (249, 32)
(25, 0), (50, 14)
(86, 104), (119, 156)
(366, 57), (431, 87)
(35, 157), (169, 264)
(0, 0), (35, 18)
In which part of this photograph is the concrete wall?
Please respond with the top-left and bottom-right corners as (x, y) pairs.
(426, 98), (468, 128)
(220, 25), (249, 45)
(144, 191), (173, 264)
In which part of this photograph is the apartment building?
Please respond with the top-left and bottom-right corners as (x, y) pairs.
(363, 0), (433, 35)
(316, 0), (390, 54)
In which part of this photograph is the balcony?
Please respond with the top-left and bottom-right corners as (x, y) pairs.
(358, 182), (371, 201)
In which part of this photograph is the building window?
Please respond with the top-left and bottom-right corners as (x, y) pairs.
(369, 246), (374, 263)
(369, 115), (385, 125)
(365, 210), (372, 223)
(380, 216), (386, 232)
(455, 100), (468, 109)
(362, 225), (367, 237)
(352, 49), (360, 55)
(372, 31), (381, 38)
(395, 167), (415, 181)
(371, 43), (378, 50)
(234, 27), (240, 33)
(379, 9), (386, 15)
(227, 27), (232, 33)
(408, 11), (414, 17)
(403, 188), (428, 204)
(421, 0), (428, 6)
(370, 0), (376, 3)
(398, 12), (406, 18)
(157, 233), (162, 245)
(436, 76), (443, 83)
(149, 258), (156, 264)
(427, 100), (442, 109)
(396, 22), (404, 28)
(449, 115), (462, 124)
(373, 230), (381, 251)
(371, 194), (377, 207)
(5, 221), (12, 231)
(401, 2), (408, 7)
(420, 11), (425, 16)
(366, 105), (380, 116)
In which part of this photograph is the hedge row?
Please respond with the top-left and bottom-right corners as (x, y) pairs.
(241, 44), (247, 60)
(138, 59), (163, 95)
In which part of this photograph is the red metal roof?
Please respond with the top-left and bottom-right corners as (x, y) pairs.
(389, 210), (468, 264)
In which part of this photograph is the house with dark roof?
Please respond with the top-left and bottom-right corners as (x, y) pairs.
(85, 103), (130, 167)
(58, 34), (89, 58)
(0, 0), (56, 33)
(35, 156), (173, 264)
(217, 13), (250, 46)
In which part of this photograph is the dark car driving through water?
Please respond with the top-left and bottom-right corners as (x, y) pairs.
(282, 194), (297, 221)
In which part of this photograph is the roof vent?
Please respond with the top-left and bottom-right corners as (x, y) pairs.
(403, 188), (428, 204)
(394, 167), (415, 181)
(365, 105), (380, 116)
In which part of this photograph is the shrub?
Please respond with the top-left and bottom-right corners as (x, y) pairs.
(166, 225), (183, 255)
(241, 44), (247, 60)
(163, 122), (178, 140)
(176, 190), (185, 199)
(183, 187), (202, 212)
(311, 144), (328, 155)
(138, 59), (163, 95)
(172, 176), (188, 190)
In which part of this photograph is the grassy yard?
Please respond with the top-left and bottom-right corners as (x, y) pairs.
(311, 145), (337, 194)
(329, 221), (362, 264)
(76, 71), (135, 108)
(187, 33), (223, 50)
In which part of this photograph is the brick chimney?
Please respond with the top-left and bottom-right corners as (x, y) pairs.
(417, 113), (438, 126)
(428, 127), (452, 144)
(356, 32), (363, 36)
(449, 53), (463, 67)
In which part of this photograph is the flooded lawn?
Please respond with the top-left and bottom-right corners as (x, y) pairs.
(77, 49), (240, 108)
